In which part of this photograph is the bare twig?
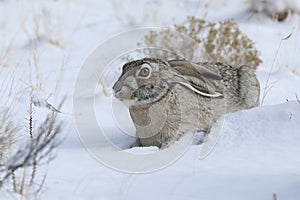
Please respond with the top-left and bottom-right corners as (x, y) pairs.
(296, 94), (300, 104)
(260, 32), (292, 106)
(29, 97), (33, 138)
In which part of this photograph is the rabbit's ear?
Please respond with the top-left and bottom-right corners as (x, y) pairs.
(167, 60), (223, 98)
(168, 75), (223, 98)
(168, 60), (221, 80)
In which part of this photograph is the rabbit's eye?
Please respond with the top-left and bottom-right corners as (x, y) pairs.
(140, 68), (150, 76)
(137, 64), (151, 79)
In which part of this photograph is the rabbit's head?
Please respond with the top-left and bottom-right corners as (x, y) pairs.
(113, 58), (222, 106)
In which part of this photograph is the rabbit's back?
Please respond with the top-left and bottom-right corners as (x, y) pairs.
(199, 62), (260, 113)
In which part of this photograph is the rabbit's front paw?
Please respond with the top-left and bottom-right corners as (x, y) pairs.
(130, 138), (142, 148)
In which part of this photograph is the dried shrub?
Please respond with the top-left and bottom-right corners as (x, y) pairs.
(141, 16), (262, 69)
(140, 29), (202, 61)
(0, 87), (65, 197)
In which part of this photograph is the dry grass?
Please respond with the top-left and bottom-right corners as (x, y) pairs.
(0, 1), (69, 198)
(260, 32), (292, 106)
(0, 108), (17, 163)
(21, 0), (65, 50)
(0, 73), (20, 164)
(0, 15), (22, 68)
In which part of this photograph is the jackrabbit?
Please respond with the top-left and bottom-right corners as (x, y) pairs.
(113, 58), (260, 148)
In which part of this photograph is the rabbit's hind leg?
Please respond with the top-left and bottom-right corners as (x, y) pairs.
(238, 65), (260, 108)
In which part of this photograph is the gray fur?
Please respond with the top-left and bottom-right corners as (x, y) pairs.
(112, 58), (260, 148)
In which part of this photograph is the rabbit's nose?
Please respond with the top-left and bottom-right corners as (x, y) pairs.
(113, 81), (122, 92)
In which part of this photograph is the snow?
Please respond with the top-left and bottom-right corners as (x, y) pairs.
(41, 102), (300, 200)
(1, 0), (300, 199)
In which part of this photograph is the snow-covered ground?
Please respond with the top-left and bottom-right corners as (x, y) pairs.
(1, 0), (300, 199)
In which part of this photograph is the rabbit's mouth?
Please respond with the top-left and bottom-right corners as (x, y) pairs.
(113, 86), (134, 100)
